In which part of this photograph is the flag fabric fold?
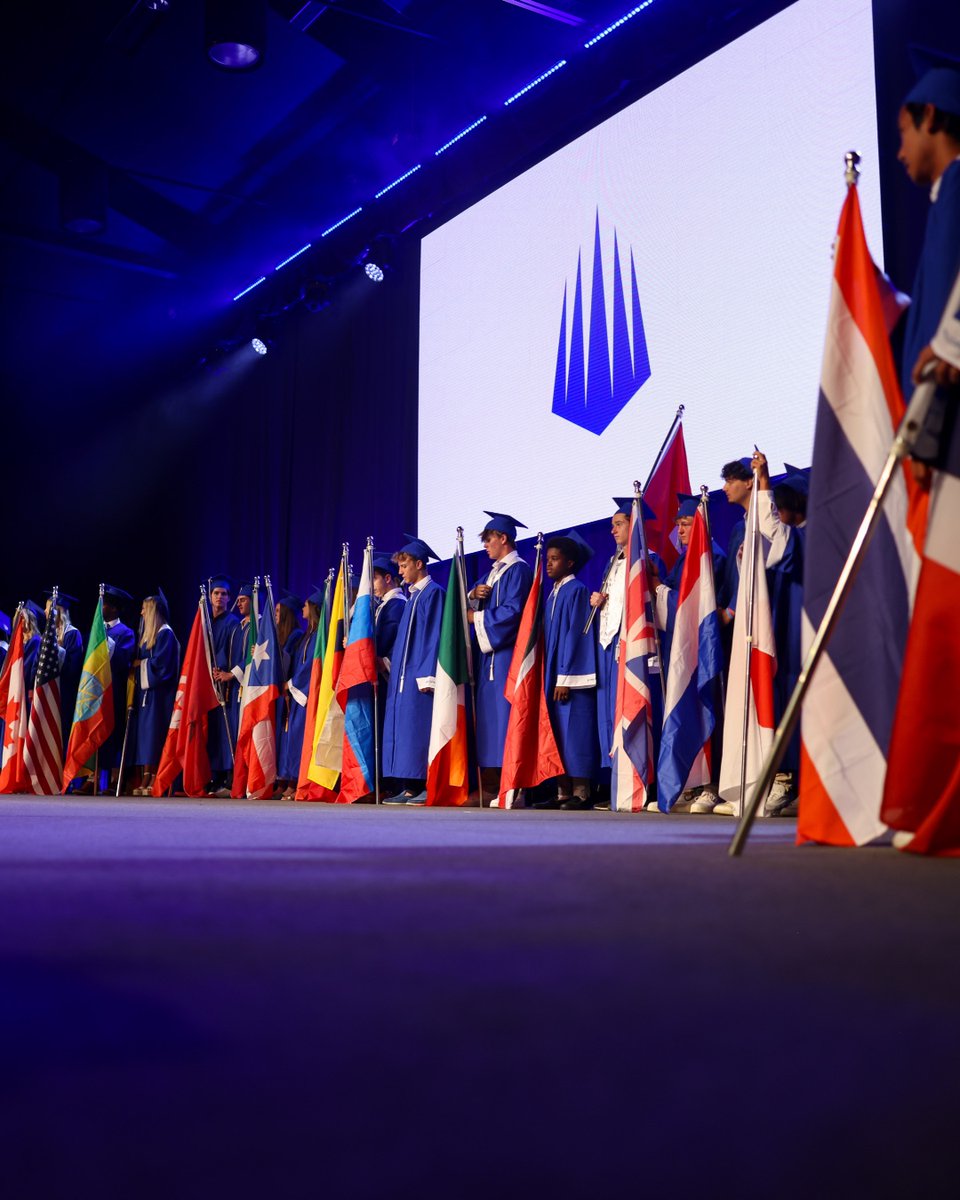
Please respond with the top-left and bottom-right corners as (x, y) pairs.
(337, 548), (378, 804)
(496, 544), (564, 808)
(152, 605), (220, 797)
(232, 584), (283, 799)
(643, 420), (691, 570)
(62, 596), (115, 791)
(24, 603), (63, 795)
(657, 508), (723, 811)
(610, 497), (657, 812)
(797, 184), (926, 847)
(299, 564), (346, 799)
(0, 611), (30, 794)
(426, 551), (470, 807)
(718, 486), (777, 816)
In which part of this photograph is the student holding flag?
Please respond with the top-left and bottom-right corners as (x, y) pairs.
(132, 592), (180, 795)
(466, 512), (533, 794)
(99, 585), (136, 791)
(278, 594), (320, 800)
(382, 535), (443, 805)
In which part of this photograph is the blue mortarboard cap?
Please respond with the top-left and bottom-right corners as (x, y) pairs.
(905, 47), (960, 115)
(482, 511), (527, 542)
(101, 584), (132, 605)
(372, 554), (396, 575)
(676, 492), (701, 519)
(564, 527), (595, 567)
(277, 594), (303, 614)
(399, 534), (439, 563)
(781, 462), (811, 494)
(42, 588), (79, 609)
(208, 574), (233, 593)
(25, 599), (46, 630)
(236, 582), (254, 599)
(612, 496), (656, 522)
(306, 587), (326, 606)
(0, 610), (10, 638)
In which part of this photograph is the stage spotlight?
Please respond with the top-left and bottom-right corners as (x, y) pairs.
(301, 277), (334, 312)
(359, 234), (396, 284)
(251, 337), (268, 355)
(206, 0), (265, 70)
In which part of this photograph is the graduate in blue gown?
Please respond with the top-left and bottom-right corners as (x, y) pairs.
(132, 592), (180, 793)
(100, 585), (136, 786)
(467, 513), (533, 784)
(716, 459), (755, 616)
(382, 536), (444, 804)
(896, 65), (960, 470)
(227, 584), (253, 750)
(43, 590), (84, 737)
(535, 530), (598, 810)
(274, 594), (304, 797)
(280, 592), (320, 797)
(373, 555), (406, 784)
(207, 574), (240, 792)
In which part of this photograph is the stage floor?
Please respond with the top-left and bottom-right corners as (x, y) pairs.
(1, 797), (958, 1197)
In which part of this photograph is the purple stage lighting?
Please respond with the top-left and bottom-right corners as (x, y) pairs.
(206, 0), (266, 70)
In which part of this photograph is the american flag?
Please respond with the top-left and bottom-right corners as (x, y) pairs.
(24, 597), (63, 794)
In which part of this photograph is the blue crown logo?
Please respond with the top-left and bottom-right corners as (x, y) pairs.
(551, 212), (651, 435)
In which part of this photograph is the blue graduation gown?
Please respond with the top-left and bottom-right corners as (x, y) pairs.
(382, 578), (444, 782)
(133, 626), (180, 766)
(59, 626), (84, 734)
(277, 628), (305, 779)
(767, 524), (805, 772)
(374, 591), (406, 765)
(716, 518), (745, 612)
(101, 620), (136, 769)
(474, 556), (533, 768)
(207, 611), (240, 772)
(544, 576), (598, 780)
(227, 618), (251, 747)
(281, 629), (313, 780)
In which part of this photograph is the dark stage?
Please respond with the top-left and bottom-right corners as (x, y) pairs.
(1, 798), (958, 1197)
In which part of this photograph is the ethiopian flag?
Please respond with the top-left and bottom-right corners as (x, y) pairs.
(300, 564), (346, 798)
(426, 554), (470, 806)
(62, 596), (115, 791)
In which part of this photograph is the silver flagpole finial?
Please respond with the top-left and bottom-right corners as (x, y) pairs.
(844, 151), (861, 187)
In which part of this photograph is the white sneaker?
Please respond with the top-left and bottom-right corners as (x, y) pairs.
(671, 790), (697, 813)
(643, 797), (661, 812)
(892, 830), (915, 850)
(689, 788), (720, 814)
(712, 800), (737, 816)
(764, 776), (794, 816)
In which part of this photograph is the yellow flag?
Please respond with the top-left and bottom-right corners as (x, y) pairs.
(307, 564), (345, 790)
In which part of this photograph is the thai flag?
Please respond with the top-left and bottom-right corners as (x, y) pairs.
(882, 267), (960, 856)
(797, 184), (926, 847)
(657, 507), (723, 810)
(610, 497), (656, 812)
(718, 485), (777, 816)
(337, 545), (377, 803)
(233, 584), (283, 799)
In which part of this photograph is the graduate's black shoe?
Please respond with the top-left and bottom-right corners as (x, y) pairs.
(560, 796), (594, 811)
(532, 798), (563, 809)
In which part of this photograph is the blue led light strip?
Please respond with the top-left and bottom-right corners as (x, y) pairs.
(274, 243), (312, 270)
(375, 164), (422, 199)
(503, 59), (567, 105)
(584, 1), (655, 49)
(434, 115), (489, 156)
(321, 207), (363, 237)
(233, 276), (267, 302)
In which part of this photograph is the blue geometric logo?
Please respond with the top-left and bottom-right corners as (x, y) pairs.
(551, 211), (651, 435)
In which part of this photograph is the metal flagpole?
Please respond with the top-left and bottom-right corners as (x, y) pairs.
(633, 481), (667, 707)
(736, 474), (762, 818)
(342, 544), (351, 642)
(642, 403), (685, 493)
(115, 604), (142, 798)
(583, 554), (615, 635)
(456, 526), (483, 808)
(200, 583), (235, 764)
(366, 537), (381, 807)
(729, 370), (939, 857)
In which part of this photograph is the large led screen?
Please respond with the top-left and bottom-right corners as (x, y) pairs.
(418, 0), (882, 548)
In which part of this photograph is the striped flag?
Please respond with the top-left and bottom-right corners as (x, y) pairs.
(881, 267), (960, 856)
(295, 573), (333, 801)
(337, 546), (378, 804)
(62, 595), (115, 791)
(610, 497), (656, 812)
(657, 508), (723, 810)
(495, 541), (563, 808)
(426, 551), (470, 807)
(232, 583), (283, 799)
(301, 562), (346, 798)
(718, 485), (777, 816)
(24, 600), (63, 794)
(797, 183), (926, 847)
(643, 421), (691, 571)
(0, 609), (30, 794)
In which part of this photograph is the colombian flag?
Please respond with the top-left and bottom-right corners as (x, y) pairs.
(62, 596), (115, 791)
(297, 564), (346, 800)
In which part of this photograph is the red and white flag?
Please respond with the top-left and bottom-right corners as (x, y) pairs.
(152, 605), (220, 797)
(718, 485), (777, 816)
(495, 542), (563, 808)
(24, 603), (63, 794)
(0, 610), (30, 794)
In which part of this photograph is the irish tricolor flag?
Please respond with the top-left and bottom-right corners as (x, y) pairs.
(426, 554), (470, 806)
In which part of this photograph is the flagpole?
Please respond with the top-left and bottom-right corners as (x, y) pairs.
(642, 404), (685, 493)
(116, 600), (142, 798)
(364, 537), (381, 807)
(736, 475), (761, 818)
(456, 526), (483, 808)
(634, 481), (666, 707)
(583, 554), (615, 635)
(200, 583), (235, 765)
(341, 544), (351, 643)
(729, 373), (938, 857)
